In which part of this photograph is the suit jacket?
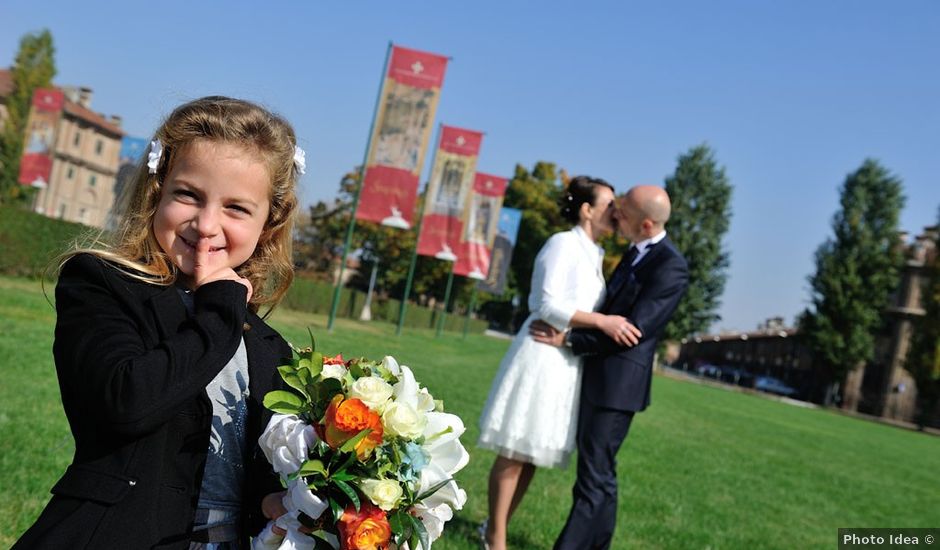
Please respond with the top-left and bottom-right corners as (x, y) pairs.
(568, 237), (688, 412)
(14, 254), (290, 550)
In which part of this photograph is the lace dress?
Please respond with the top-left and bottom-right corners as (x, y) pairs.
(477, 226), (606, 468)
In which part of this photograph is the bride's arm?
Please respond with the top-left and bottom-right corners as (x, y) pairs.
(568, 311), (640, 346)
(531, 234), (639, 346)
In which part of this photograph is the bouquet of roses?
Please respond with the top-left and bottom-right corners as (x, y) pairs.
(252, 332), (468, 550)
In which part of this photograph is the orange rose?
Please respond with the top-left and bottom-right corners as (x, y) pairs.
(324, 395), (384, 460)
(339, 502), (391, 550)
(324, 354), (346, 366)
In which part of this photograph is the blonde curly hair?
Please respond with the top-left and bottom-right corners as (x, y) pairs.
(62, 96), (300, 316)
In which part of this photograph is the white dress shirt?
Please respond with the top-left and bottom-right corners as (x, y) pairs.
(630, 229), (667, 266)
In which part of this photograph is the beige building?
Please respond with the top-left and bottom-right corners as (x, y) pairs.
(0, 69), (124, 228)
(677, 225), (938, 426)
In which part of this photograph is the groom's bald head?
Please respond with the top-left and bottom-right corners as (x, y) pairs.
(615, 186), (672, 242)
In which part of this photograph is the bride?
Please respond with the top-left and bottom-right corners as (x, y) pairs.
(477, 176), (640, 550)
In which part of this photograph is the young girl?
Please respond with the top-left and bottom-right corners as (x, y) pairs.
(14, 96), (302, 550)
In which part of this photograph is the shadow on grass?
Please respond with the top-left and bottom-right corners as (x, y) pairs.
(447, 514), (544, 549)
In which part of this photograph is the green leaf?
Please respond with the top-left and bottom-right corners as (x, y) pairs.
(307, 326), (317, 353)
(278, 366), (309, 398)
(316, 378), (343, 402)
(389, 510), (411, 541)
(309, 351), (324, 378)
(409, 513), (430, 550)
(328, 497), (343, 524)
(416, 477), (453, 501)
(263, 390), (305, 414)
(310, 530), (335, 549)
(330, 471), (356, 482)
(339, 428), (372, 454)
(333, 479), (360, 511)
(298, 459), (328, 478)
(348, 359), (366, 379)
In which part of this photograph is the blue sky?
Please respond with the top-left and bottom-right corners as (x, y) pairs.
(3, 1), (938, 332)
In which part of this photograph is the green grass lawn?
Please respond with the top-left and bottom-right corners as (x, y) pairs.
(1, 275), (938, 549)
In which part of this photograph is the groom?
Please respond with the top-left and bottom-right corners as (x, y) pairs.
(532, 185), (689, 550)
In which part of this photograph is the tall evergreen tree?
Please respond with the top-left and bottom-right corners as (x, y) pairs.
(662, 144), (733, 341)
(799, 159), (906, 404)
(0, 29), (56, 202)
(906, 208), (940, 427)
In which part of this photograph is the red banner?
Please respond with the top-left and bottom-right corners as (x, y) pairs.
(356, 45), (449, 228)
(18, 88), (64, 186)
(416, 126), (484, 260)
(454, 173), (509, 279)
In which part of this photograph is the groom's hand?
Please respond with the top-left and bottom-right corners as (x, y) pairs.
(530, 320), (566, 347)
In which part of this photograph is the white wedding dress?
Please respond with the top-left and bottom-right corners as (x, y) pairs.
(477, 226), (606, 468)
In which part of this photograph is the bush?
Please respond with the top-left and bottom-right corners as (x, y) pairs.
(284, 276), (489, 334)
(0, 207), (489, 334)
(0, 206), (90, 277)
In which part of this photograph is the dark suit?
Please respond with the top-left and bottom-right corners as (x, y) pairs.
(555, 237), (688, 550)
(14, 254), (289, 549)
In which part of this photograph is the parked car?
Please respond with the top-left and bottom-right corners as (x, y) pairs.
(695, 363), (722, 379)
(720, 367), (754, 387)
(753, 376), (797, 397)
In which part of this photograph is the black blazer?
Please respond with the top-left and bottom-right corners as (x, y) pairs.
(568, 237), (688, 412)
(14, 254), (290, 549)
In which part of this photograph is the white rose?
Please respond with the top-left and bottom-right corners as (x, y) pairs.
(321, 363), (347, 380)
(382, 401), (427, 439)
(359, 478), (404, 511)
(350, 376), (394, 412)
(258, 414), (317, 477)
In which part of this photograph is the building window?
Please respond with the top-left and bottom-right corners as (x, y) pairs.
(79, 208), (88, 224)
(67, 166), (74, 179)
(89, 175), (97, 187)
(73, 132), (81, 147)
(58, 204), (67, 218)
(95, 139), (103, 155)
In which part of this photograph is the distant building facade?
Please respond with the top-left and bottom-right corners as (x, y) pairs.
(0, 69), (125, 228)
(677, 225), (938, 425)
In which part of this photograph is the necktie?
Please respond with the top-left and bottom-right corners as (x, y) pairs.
(606, 246), (639, 297)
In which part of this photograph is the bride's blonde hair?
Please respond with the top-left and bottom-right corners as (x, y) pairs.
(60, 96), (299, 315)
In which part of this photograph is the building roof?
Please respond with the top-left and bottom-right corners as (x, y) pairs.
(63, 100), (124, 137)
(0, 69), (123, 136)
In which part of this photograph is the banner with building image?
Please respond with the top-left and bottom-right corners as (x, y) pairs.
(476, 206), (522, 295)
(416, 125), (484, 260)
(355, 45), (449, 229)
(18, 88), (64, 187)
(454, 173), (508, 279)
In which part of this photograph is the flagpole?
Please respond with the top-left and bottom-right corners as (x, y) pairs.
(396, 123), (442, 336)
(462, 286), (478, 339)
(328, 41), (393, 332)
(435, 265), (456, 337)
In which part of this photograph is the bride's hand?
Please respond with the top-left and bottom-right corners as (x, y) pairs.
(598, 315), (642, 347)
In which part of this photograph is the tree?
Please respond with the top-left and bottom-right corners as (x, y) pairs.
(906, 208), (940, 428)
(0, 29), (56, 203)
(501, 162), (567, 307)
(295, 169), (475, 305)
(662, 144), (733, 341)
(799, 159), (906, 405)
